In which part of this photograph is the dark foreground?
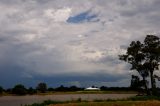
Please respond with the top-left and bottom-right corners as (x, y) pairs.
(49, 101), (160, 106)
(0, 94), (136, 106)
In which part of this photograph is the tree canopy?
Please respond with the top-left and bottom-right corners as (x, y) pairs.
(119, 35), (160, 95)
(12, 84), (27, 95)
(36, 82), (47, 93)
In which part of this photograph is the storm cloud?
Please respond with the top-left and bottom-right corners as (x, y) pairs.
(0, 0), (160, 88)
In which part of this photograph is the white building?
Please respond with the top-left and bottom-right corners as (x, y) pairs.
(85, 87), (100, 90)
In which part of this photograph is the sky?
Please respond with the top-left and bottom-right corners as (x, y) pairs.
(0, 0), (160, 88)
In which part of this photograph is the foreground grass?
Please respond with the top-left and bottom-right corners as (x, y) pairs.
(25, 96), (160, 106)
(25, 100), (160, 106)
(49, 101), (160, 106)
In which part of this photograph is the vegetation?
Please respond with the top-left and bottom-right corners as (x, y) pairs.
(36, 82), (47, 93)
(24, 100), (63, 106)
(0, 84), (137, 96)
(0, 86), (3, 94)
(48, 101), (160, 106)
(24, 96), (160, 106)
(28, 87), (37, 95)
(119, 35), (160, 95)
(12, 84), (27, 95)
(54, 85), (84, 92)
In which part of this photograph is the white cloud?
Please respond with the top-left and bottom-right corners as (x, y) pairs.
(44, 7), (72, 22)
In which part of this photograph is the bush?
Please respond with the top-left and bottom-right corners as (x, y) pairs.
(12, 84), (27, 95)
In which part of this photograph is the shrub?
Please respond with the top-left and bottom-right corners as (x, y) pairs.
(12, 84), (27, 95)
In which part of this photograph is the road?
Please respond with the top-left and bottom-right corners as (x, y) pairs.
(0, 94), (136, 106)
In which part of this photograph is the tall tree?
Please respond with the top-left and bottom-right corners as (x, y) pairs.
(143, 35), (160, 94)
(119, 35), (160, 95)
(36, 82), (47, 93)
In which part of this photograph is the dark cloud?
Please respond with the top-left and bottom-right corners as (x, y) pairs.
(0, 0), (160, 88)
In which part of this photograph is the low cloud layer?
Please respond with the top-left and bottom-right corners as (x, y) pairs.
(0, 0), (160, 88)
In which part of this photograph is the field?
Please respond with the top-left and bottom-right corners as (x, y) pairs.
(48, 101), (160, 106)
(25, 99), (160, 106)
(25, 96), (160, 106)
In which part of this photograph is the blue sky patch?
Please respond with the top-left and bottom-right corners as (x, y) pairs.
(67, 10), (99, 23)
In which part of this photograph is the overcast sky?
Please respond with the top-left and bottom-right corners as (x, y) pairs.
(0, 0), (160, 88)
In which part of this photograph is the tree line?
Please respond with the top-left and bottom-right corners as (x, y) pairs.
(0, 83), (84, 95)
(0, 83), (138, 95)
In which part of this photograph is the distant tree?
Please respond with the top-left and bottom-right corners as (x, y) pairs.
(119, 35), (160, 95)
(55, 85), (68, 91)
(100, 86), (108, 91)
(69, 86), (80, 91)
(6, 88), (12, 94)
(0, 86), (3, 94)
(48, 87), (54, 92)
(12, 84), (27, 95)
(36, 82), (47, 93)
(28, 87), (36, 95)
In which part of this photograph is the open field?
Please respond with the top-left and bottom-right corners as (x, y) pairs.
(49, 101), (160, 106)
(0, 90), (137, 96)
(0, 94), (136, 106)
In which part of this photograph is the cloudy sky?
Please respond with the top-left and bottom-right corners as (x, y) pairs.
(0, 0), (160, 88)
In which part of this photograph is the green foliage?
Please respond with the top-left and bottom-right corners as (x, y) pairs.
(36, 82), (47, 93)
(12, 84), (27, 95)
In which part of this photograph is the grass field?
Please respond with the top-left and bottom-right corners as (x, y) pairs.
(48, 101), (160, 106)
(36, 90), (137, 95)
(25, 96), (160, 106)
(0, 90), (137, 96)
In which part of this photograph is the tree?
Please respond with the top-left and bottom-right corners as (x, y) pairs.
(36, 82), (47, 93)
(119, 35), (160, 95)
(130, 75), (140, 90)
(0, 86), (3, 94)
(28, 87), (36, 95)
(48, 87), (54, 92)
(55, 85), (68, 91)
(12, 84), (27, 95)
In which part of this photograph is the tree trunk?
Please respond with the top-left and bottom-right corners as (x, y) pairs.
(150, 71), (156, 95)
(142, 77), (150, 95)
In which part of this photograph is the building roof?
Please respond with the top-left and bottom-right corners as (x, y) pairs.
(85, 87), (100, 90)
